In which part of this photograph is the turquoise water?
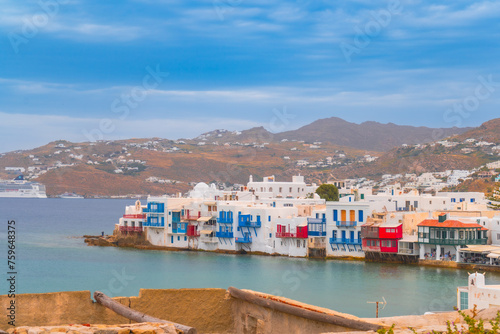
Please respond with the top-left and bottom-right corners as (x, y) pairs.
(1, 198), (500, 318)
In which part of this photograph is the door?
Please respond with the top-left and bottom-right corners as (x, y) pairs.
(341, 230), (346, 242)
(350, 210), (355, 222)
(350, 231), (355, 242)
(341, 210), (347, 221)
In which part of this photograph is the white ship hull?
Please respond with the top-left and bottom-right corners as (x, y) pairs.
(0, 179), (47, 198)
(0, 191), (47, 198)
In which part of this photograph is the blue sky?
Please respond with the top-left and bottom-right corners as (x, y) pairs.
(1, 0), (499, 153)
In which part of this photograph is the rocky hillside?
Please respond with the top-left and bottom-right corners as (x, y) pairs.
(274, 117), (470, 151)
(332, 118), (500, 179)
(0, 118), (497, 197)
(194, 117), (470, 152)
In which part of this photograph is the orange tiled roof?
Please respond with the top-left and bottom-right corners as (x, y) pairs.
(418, 219), (487, 230)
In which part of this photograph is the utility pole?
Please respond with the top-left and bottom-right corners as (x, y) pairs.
(367, 297), (387, 318)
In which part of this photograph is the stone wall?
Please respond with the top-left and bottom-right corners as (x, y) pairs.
(0, 289), (234, 333)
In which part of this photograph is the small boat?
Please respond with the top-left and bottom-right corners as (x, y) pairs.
(58, 192), (84, 199)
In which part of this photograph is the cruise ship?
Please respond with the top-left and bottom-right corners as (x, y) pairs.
(0, 175), (47, 198)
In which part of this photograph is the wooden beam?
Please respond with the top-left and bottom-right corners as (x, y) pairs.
(94, 291), (197, 334)
(228, 287), (384, 331)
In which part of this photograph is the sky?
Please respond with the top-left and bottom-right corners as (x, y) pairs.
(0, 0), (499, 153)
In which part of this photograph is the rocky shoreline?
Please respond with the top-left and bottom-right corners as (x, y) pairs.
(84, 233), (500, 273)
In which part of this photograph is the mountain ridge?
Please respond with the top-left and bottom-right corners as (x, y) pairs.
(193, 117), (471, 152)
(0, 117), (496, 197)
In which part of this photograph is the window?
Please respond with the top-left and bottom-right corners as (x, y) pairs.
(184, 236), (187, 241)
(289, 187), (292, 193)
(460, 291), (469, 310)
(436, 230), (441, 238)
(177, 236), (180, 241)
(391, 240), (397, 247)
(459, 231), (464, 239)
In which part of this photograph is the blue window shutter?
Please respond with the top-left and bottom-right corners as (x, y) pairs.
(333, 210), (338, 221)
(358, 210), (364, 222)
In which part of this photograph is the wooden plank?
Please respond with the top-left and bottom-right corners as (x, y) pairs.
(94, 291), (197, 334)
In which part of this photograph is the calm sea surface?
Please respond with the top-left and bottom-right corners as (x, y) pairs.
(1, 198), (499, 318)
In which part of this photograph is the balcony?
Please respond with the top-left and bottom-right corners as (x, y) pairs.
(143, 205), (164, 213)
(123, 214), (146, 219)
(361, 230), (379, 239)
(307, 218), (326, 237)
(235, 234), (252, 243)
(426, 238), (487, 245)
(216, 231), (234, 238)
(217, 216), (234, 224)
(330, 238), (348, 244)
(336, 221), (357, 227)
(276, 232), (298, 238)
(186, 229), (200, 237)
(346, 239), (362, 245)
(143, 221), (164, 227)
(308, 231), (327, 237)
(172, 223), (187, 234)
(238, 215), (261, 228)
(183, 213), (201, 221)
(307, 217), (326, 224)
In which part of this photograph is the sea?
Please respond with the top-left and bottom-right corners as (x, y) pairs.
(1, 198), (500, 318)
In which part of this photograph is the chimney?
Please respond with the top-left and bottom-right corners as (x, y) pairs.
(438, 213), (447, 223)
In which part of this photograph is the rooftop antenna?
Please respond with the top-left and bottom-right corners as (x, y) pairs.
(367, 297), (387, 318)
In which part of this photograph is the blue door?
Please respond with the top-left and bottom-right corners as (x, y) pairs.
(333, 210), (338, 221)
(341, 230), (346, 242)
(350, 231), (354, 241)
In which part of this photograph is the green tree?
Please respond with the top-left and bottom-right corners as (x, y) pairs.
(315, 184), (339, 201)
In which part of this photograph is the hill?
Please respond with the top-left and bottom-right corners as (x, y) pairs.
(331, 118), (500, 179)
(0, 117), (497, 197)
(275, 117), (470, 151)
